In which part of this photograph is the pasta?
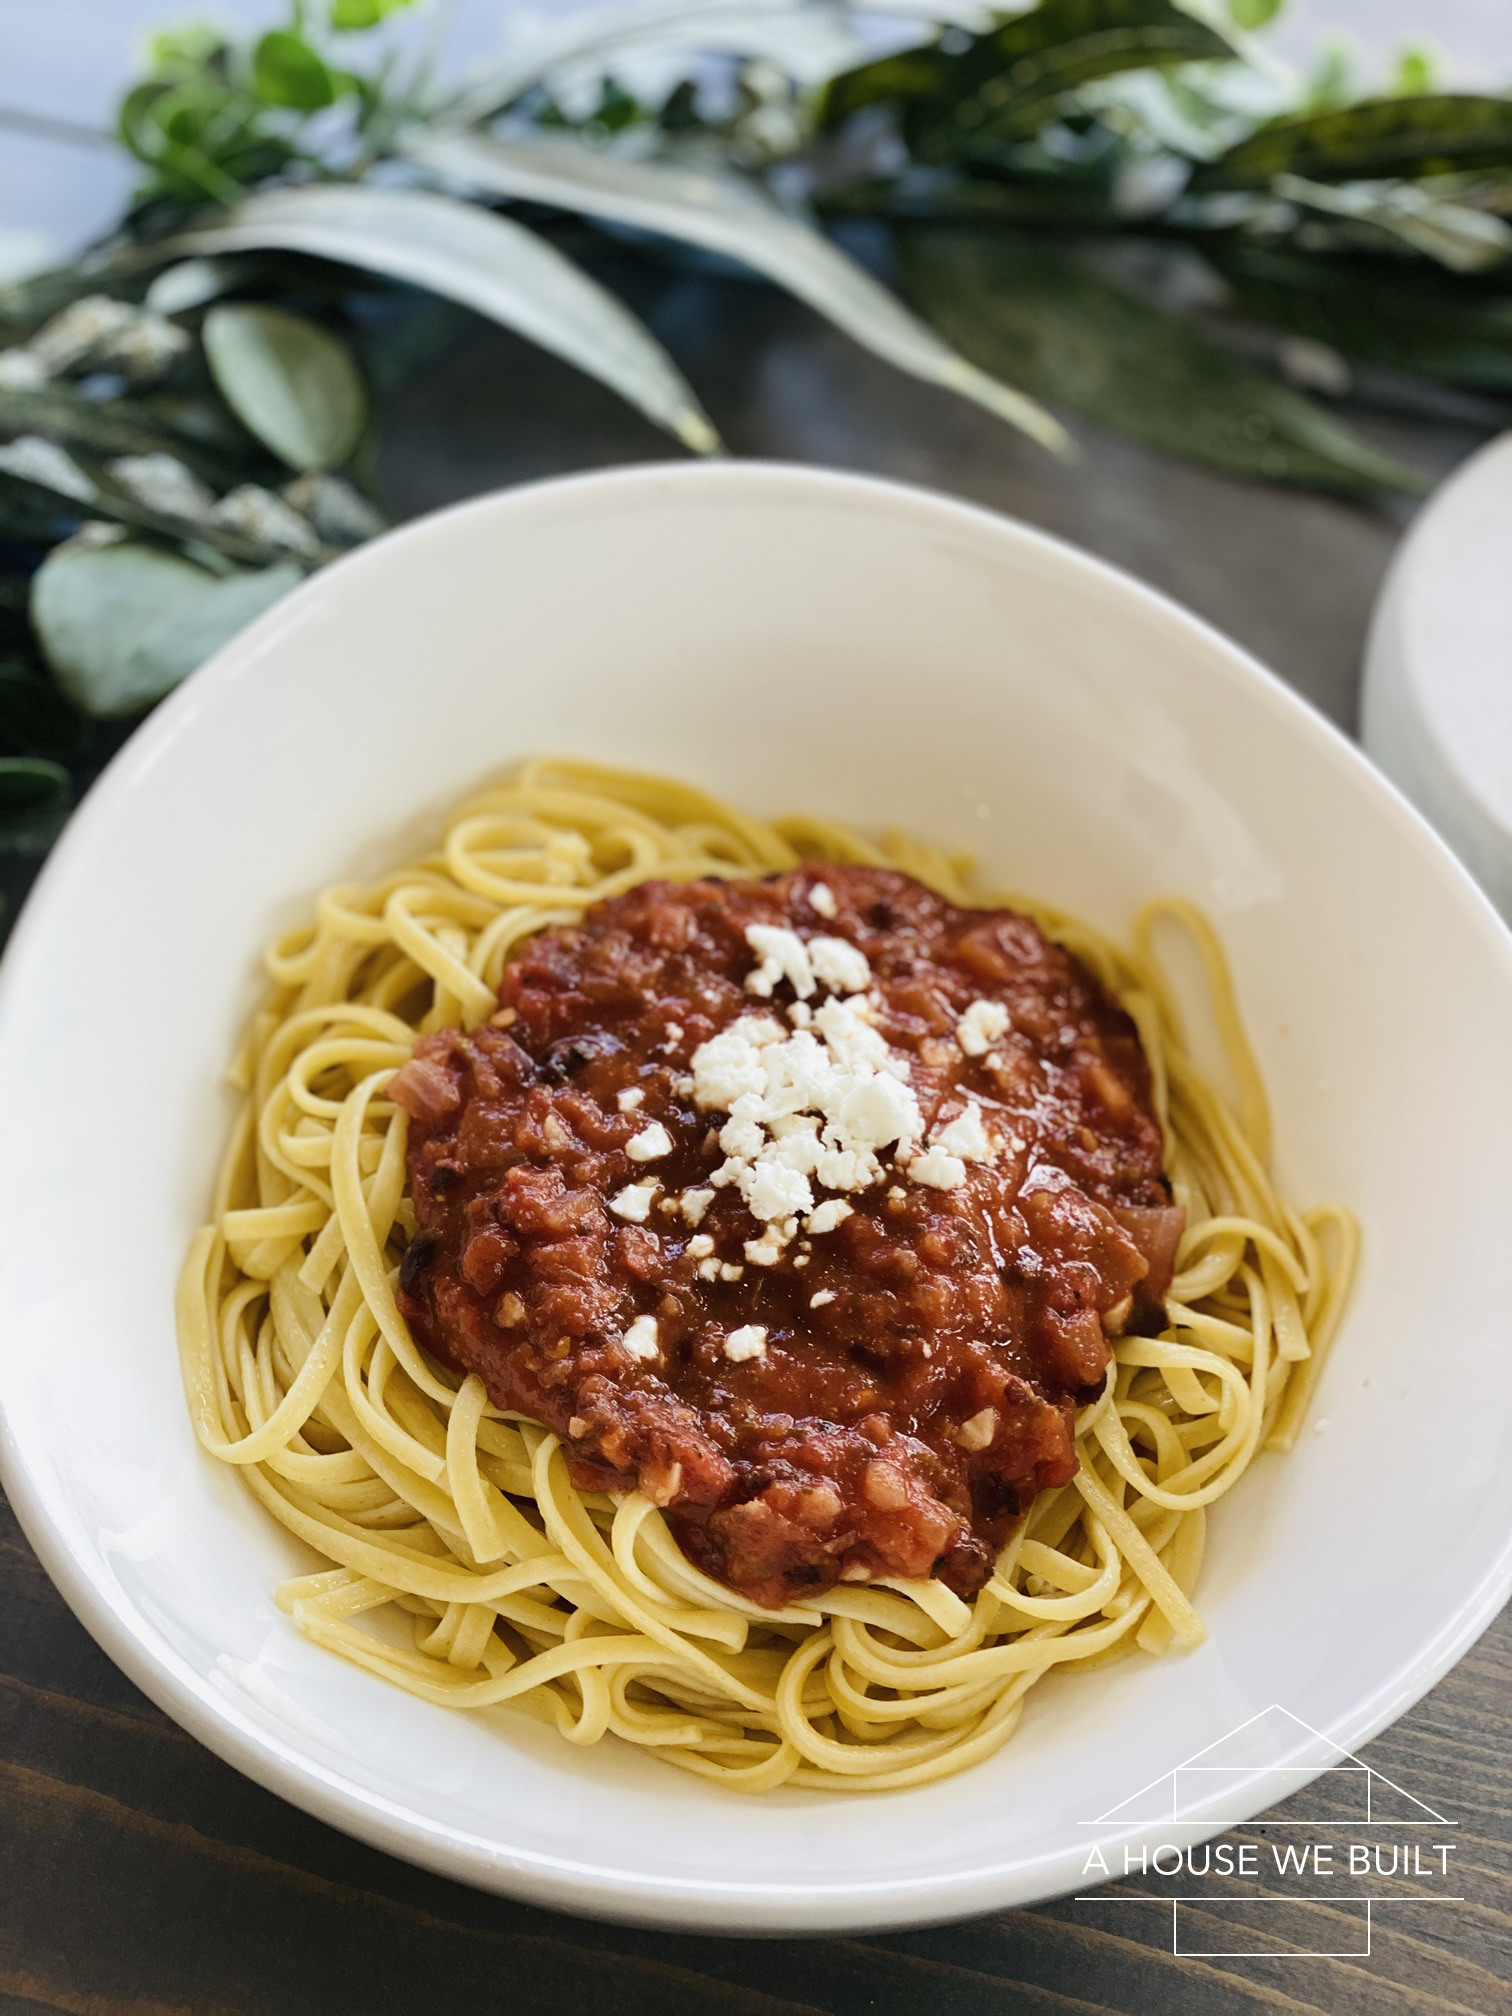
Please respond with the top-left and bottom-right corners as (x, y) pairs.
(176, 758), (1355, 1793)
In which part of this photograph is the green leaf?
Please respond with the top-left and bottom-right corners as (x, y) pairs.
(1207, 241), (1512, 391)
(31, 542), (302, 718)
(0, 663), (88, 761)
(0, 460), (311, 573)
(0, 754), (71, 913)
(819, 48), (955, 128)
(1228, 0), (1283, 28)
(0, 382), (254, 492)
(402, 129), (1067, 453)
(329, 0), (415, 26)
(1390, 46), (1438, 98)
(171, 183), (721, 454)
(899, 227), (1425, 494)
(1193, 94), (1512, 190)
(252, 31), (338, 111)
(0, 756), (70, 821)
(1270, 171), (1512, 273)
(202, 303), (368, 472)
(908, 0), (1237, 159)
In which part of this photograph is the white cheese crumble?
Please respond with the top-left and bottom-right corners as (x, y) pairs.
(693, 999), (922, 1225)
(622, 1315), (660, 1362)
(808, 935), (871, 995)
(744, 925), (815, 999)
(687, 1233), (715, 1258)
(957, 998), (1010, 1057)
(805, 1198), (852, 1236)
(724, 1324), (768, 1363)
(954, 1406), (997, 1451)
(809, 881), (837, 919)
(934, 1102), (996, 1163)
(810, 1289), (837, 1309)
(680, 1187), (715, 1225)
(609, 1180), (659, 1222)
(689, 927), (935, 1240)
(697, 1258), (720, 1280)
(908, 1147), (967, 1190)
(626, 1121), (673, 1162)
(616, 1087), (643, 1112)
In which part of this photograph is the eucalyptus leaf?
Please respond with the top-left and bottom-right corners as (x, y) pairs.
(905, 0), (1236, 159)
(172, 183), (721, 454)
(404, 128), (1067, 451)
(145, 257), (247, 316)
(0, 462), (313, 572)
(1192, 94), (1512, 190)
(0, 382), (253, 491)
(31, 541), (302, 717)
(900, 227), (1425, 494)
(203, 303), (369, 471)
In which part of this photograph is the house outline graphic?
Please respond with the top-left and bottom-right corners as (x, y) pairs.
(1075, 1703), (1462, 1959)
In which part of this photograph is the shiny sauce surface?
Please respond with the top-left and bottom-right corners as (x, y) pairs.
(393, 866), (1179, 1606)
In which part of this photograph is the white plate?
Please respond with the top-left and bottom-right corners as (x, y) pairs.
(1, 462), (1510, 1933)
(1363, 430), (1512, 916)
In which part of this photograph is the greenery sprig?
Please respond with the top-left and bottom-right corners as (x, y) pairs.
(2, 0), (1509, 935)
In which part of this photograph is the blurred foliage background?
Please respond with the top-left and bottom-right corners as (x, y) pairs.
(1, 0), (1510, 932)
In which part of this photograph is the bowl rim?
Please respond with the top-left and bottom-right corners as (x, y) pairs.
(3, 457), (1511, 1933)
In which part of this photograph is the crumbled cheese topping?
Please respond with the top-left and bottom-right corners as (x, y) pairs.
(744, 925), (815, 999)
(809, 881), (837, 920)
(810, 1289), (837, 1308)
(743, 923), (872, 1002)
(680, 1187), (714, 1226)
(622, 1315), (660, 1361)
(692, 991), (923, 1229)
(687, 1233), (714, 1258)
(626, 1121), (673, 1162)
(724, 1324), (768, 1363)
(809, 936), (871, 995)
(905, 1100), (1001, 1192)
(935, 1102), (996, 1163)
(805, 1198), (852, 1235)
(957, 998), (1010, 1057)
(609, 1180), (658, 1222)
(616, 1087), (643, 1112)
(908, 1147), (967, 1190)
(954, 1406), (997, 1451)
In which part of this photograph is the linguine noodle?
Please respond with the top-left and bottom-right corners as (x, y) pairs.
(176, 758), (1355, 1793)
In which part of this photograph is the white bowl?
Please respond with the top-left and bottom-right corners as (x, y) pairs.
(1363, 430), (1512, 916)
(2, 463), (1510, 1933)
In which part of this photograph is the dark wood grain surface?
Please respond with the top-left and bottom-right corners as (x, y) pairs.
(2, 255), (1507, 2013)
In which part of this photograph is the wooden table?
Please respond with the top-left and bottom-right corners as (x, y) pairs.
(2, 257), (1507, 2015)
